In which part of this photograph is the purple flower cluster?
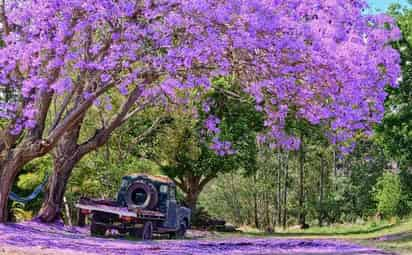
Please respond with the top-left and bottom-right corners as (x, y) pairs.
(0, 0), (401, 152)
(204, 115), (221, 134)
(210, 137), (236, 156)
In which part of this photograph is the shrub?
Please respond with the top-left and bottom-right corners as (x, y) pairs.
(373, 171), (402, 219)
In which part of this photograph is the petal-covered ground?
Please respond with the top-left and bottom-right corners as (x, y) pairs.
(0, 221), (395, 255)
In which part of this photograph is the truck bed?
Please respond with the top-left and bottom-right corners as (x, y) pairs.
(76, 198), (166, 220)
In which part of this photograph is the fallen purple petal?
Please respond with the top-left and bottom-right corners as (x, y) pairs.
(0, 221), (392, 255)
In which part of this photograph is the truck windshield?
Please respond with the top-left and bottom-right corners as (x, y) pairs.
(160, 185), (168, 193)
(169, 187), (176, 200)
(120, 179), (128, 189)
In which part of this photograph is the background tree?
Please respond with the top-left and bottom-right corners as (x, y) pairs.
(152, 79), (263, 211)
(378, 5), (412, 169)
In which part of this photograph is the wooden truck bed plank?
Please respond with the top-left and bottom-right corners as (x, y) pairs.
(76, 203), (137, 217)
(76, 203), (166, 219)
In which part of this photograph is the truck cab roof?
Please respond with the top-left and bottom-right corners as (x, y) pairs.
(122, 174), (175, 186)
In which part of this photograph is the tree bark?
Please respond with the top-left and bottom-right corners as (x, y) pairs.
(253, 173), (260, 229)
(0, 157), (23, 223)
(276, 153), (282, 227)
(298, 139), (306, 227)
(38, 125), (81, 222)
(38, 156), (79, 222)
(319, 154), (325, 227)
(184, 190), (200, 211)
(175, 174), (214, 212)
(264, 191), (271, 231)
(282, 153), (289, 230)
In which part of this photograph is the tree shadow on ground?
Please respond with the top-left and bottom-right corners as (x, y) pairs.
(241, 224), (396, 238)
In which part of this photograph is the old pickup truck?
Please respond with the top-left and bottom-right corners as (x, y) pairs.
(76, 174), (191, 240)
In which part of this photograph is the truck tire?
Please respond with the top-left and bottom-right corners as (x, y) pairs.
(126, 181), (158, 210)
(131, 221), (153, 240)
(142, 221), (153, 240)
(91, 222), (106, 236)
(90, 213), (107, 236)
(170, 221), (187, 239)
(77, 209), (86, 227)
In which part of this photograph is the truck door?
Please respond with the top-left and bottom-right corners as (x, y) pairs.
(164, 186), (178, 229)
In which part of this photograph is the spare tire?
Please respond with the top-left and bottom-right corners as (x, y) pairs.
(126, 181), (158, 210)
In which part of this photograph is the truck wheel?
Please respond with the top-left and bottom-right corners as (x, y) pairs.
(118, 229), (128, 235)
(90, 213), (107, 236)
(142, 221), (153, 240)
(77, 210), (86, 227)
(170, 221), (187, 239)
(176, 221), (187, 238)
(91, 222), (106, 236)
(130, 221), (153, 240)
(141, 221), (153, 240)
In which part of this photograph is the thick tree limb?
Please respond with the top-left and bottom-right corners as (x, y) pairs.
(49, 91), (74, 134)
(28, 90), (53, 140)
(199, 174), (216, 191)
(46, 84), (112, 151)
(173, 177), (187, 193)
(76, 86), (153, 157)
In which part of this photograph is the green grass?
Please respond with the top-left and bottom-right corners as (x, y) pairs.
(221, 218), (412, 254)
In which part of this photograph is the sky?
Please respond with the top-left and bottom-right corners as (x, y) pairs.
(367, 0), (410, 12)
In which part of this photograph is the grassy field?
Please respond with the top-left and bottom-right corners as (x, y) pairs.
(226, 218), (412, 255)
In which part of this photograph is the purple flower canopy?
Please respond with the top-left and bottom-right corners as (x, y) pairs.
(0, 0), (401, 151)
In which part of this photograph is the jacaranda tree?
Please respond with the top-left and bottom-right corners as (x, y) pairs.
(0, 0), (401, 222)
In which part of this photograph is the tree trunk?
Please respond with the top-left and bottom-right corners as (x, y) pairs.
(0, 158), (22, 223)
(0, 137), (68, 223)
(184, 190), (200, 211)
(38, 158), (77, 222)
(230, 171), (242, 224)
(282, 153), (289, 230)
(276, 153), (282, 227)
(38, 126), (81, 223)
(319, 155), (325, 227)
(333, 147), (338, 191)
(298, 140), (306, 227)
(253, 174), (260, 229)
(265, 191), (273, 232)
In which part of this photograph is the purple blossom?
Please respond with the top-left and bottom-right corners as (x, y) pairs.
(204, 115), (221, 134)
(210, 138), (236, 156)
(52, 78), (72, 95)
(202, 100), (214, 113)
(100, 73), (112, 84)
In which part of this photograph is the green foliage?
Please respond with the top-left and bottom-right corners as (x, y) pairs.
(150, 78), (263, 208)
(373, 171), (402, 219)
(9, 156), (52, 217)
(343, 140), (387, 218)
(398, 169), (412, 216)
(68, 145), (160, 200)
(377, 6), (412, 167)
(10, 202), (33, 222)
(16, 157), (51, 191)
